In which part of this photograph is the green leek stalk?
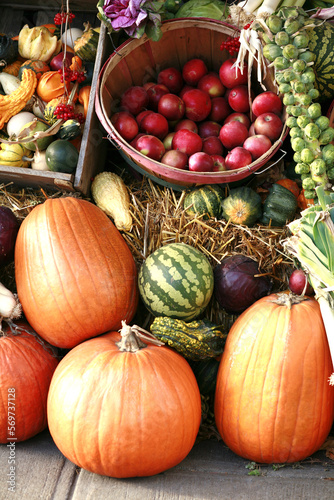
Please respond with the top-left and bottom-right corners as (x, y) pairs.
(284, 186), (334, 384)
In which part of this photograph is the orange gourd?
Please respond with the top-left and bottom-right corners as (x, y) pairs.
(298, 188), (315, 210)
(275, 178), (300, 198)
(78, 85), (91, 118)
(14, 197), (139, 349)
(36, 70), (70, 102)
(0, 320), (58, 443)
(47, 322), (202, 477)
(215, 292), (334, 464)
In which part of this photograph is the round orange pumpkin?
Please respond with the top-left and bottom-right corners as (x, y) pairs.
(0, 320), (58, 443)
(215, 292), (334, 464)
(14, 197), (139, 349)
(47, 323), (202, 478)
(275, 178), (300, 198)
(36, 70), (71, 102)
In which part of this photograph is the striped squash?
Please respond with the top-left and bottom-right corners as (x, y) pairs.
(183, 184), (224, 220)
(307, 21), (334, 101)
(138, 242), (214, 321)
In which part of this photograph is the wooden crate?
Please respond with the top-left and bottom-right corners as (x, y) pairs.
(0, 3), (111, 195)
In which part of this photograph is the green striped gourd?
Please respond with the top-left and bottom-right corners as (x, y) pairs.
(183, 184), (224, 220)
(0, 142), (32, 167)
(138, 242), (214, 321)
(74, 24), (99, 62)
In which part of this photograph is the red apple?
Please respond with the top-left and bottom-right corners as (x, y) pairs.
(211, 154), (226, 171)
(143, 81), (156, 90)
(198, 121), (221, 138)
(158, 93), (185, 121)
(208, 97), (232, 122)
(147, 84), (169, 110)
(140, 112), (169, 140)
(135, 134), (165, 161)
(163, 132), (176, 150)
(289, 269), (314, 295)
(219, 121), (249, 150)
(197, 73), (225, 97)
(228, 85), (250, 113)
(161, 149), (188, 169)
(50, 51), (73, 71)
(182, 89), (212, 122)
(120, 85), (149, 116)
(248, 123), (256, 136)
(188, 152), (214, 172)
(174, 119), (198, 134)
(111, 111), (139, 142)
(157, 67), (184, 94)
(252, 91), (283, 117)
(202, 136), (224, 156)
(223, 112), (251, 129)
(225, 146), (252, 170)
(219, 58), (248, 89)
(172, 129), (203, 156)
(130, 133), (145, 148)
(253, 112), (283, 142)
(136, 110), (153, 127)
(243, 134), (272, 160)
(179, 85), (196, 99)
(182, 58), (208, 86)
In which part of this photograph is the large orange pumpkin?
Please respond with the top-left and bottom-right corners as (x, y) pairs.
(47, 323), (202, 478)
(0, 320), (58, 443)
(215, 292), (334, 464)
(14, 197), (139, 348)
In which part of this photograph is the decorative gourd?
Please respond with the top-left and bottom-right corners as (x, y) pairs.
(0, 73), (21, 94)
(150, 316), (227, 361)
(91, 171), (132, 231)
(47, 322), (201, 478)
(78, 85), (91, 118)
(57, 119), (81, 141)
(14, 197), (139, 348)
(275, 178), (300, 199)
(222, 186), (262, 226)
(215, 292), (334, 464)
(19, 119), (54, 152)
(0, 320), (59, 443)
(31, 150), (49, 171)
(190, 357), (220, 396)
(297, 188), (315, 210)
(45, 139), (78, 173)
(43, 96), (66, 125)
(183, 184), (224, 220)
(138, 242), (214, 321)
(18, 25), (58, 62)
(0, 35), (19, 66)
(74, 23), (99, 62)
(36, 71), (70, 102)
(261, 183), (298, 227)
(0, 142), (32, 167)
(0, 69), (37, 129)
(18, 59), (50, 81)
(3, 59), (22, 77)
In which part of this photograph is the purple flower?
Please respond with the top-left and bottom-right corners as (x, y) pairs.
(103, 0), (148, 37)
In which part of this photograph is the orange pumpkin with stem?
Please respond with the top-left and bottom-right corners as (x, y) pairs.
(14, 197), (139, 349)
(215, 292), (334, 464)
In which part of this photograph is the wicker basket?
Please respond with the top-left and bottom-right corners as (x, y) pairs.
(95, 18), (287, 189)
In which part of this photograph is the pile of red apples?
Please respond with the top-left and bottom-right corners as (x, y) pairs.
(111, 57), (284, 172)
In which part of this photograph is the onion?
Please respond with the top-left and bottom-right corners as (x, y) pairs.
(213, 254), (272, 314)
(50, 51), (73, 71)
(0, 207), (20, 268)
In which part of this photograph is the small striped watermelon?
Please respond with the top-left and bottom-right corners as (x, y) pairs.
(183, 185), (224, 220)
(138, 242), (214, 321)
(307, 20), (334, 101)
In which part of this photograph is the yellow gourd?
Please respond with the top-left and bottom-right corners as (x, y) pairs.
(91, 172), (133, 231)
(0, 142), (32, 167)
(0, 69), (37, 128)
(18, 25), (58, 62)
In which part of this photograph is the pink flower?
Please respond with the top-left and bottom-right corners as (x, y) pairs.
(103, 0), (148, 37)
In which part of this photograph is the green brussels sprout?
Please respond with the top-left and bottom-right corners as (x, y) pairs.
(308, 88), (319, 100)
(301, 70), (316, 84)
(319, 127), (334, 145)
(273, 56), (290, 70)
(267, 15), (283, 34)
(291, 136), (306, 152)
(293, 151), (302, 163)
(283, 93), (296, 105)
(263, 44), (283, 62)
(275, 72), (286, 84)
(315, 116), (330, 131)
(310, 158), (326, 175)
(282, 44), (299, 60)
(282, 68), (296, 81)
(304, 189), (316, 199)
(286, 116), (298, 128)
(322, 144), (334, 164)
(292, 33), (309, 49)
(327, 168), (334, 179)
(307, 103), (322, 119)
(299, 51), (315, 63)
(296, 115), (311, 129)
(291, 105), (303, 117)
(300, 147), (315, 163)
(295, 162), (310, 175)
(275, 31), (290, 46)
(295, 93), (312, 106)
(302, 177), (316, 190)
(292, 59), (307, 73)
(291, 81), (306, 93)
(284, 18), (302, 35)
(278, 83), (292, 93)
(304, 122), (321, 139)
(290, 126), (303, 138)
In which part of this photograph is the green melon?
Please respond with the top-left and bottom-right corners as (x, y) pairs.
(307, 21), (334, 102)
(183, 184), (224, 220)
(138, 242), (214, 321)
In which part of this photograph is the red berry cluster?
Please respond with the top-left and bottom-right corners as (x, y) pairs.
(54, 104), (85, 124)
(220, 23), (252, 56)
(58, 67), (86, 84)
(54, 11), (75, 25)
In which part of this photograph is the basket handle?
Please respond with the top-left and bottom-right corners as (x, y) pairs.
(253, 149), (287, 175)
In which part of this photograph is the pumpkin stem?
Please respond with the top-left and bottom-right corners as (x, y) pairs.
(116, 320), (164, 352)
(272, 292), (309, 309)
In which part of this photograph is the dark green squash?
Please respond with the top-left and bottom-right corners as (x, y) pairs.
(183, 184), (224, 220)
(58, 119), (81, 141)
(74, 24), (99, 62)
(261, 183), (298, 227)
(222, 186), (262, 226)
(150, 317), (227, 361)
(45, 139), (78, 173)
(190, 357), (220, 396)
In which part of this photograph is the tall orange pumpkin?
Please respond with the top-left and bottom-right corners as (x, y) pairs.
(0, 320), (58, 443)
(14, 197), (138, 348)
(215, 292), (334, 464)
(47, 323), (202, 478)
